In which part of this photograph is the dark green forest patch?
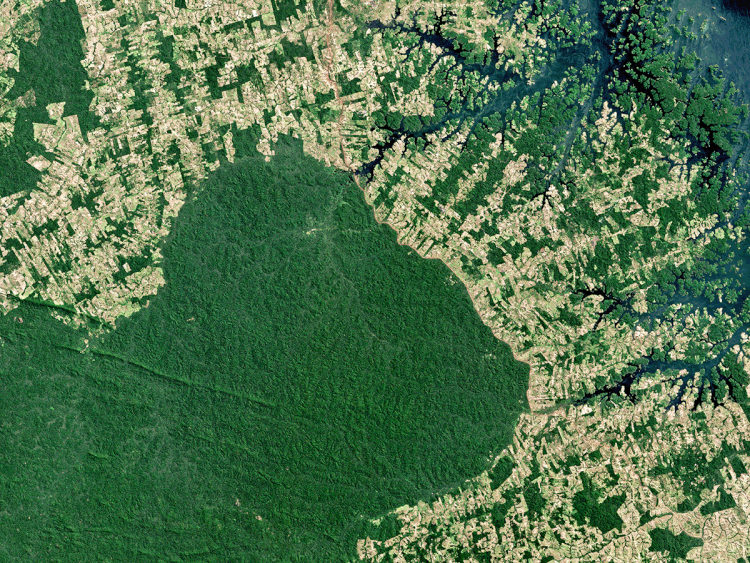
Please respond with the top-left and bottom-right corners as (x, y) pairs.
(572, 474), (625, 534)
(648, 528), (704, 560)
(0, 0), (98, 199)
(0, 137), (528, 562)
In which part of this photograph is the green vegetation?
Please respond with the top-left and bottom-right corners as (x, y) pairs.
(0, 0), (97, 198)
(0, 138), (528, 561)
(700, 487), (736, 516)
(522, 461), (547, 520)
(648, 528), (704, 560)
(487, 455), (514, 488)
(5, 0), (750, 560)
(650, 439), (747, 512)
(572, 474), (625, 534)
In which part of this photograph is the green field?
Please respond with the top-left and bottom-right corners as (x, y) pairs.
(0, 138), (528, 561)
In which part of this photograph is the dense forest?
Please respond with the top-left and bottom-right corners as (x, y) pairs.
(0, 137), (529, 561)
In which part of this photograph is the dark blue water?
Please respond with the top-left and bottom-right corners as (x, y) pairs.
(676, 0), (750, 98)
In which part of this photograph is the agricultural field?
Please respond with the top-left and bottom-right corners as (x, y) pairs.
(3, 0), (750, 561)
